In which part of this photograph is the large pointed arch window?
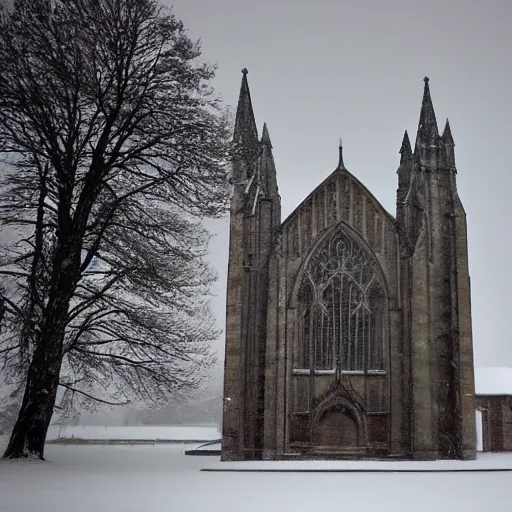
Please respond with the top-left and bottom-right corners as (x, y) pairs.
(297, 228), (385, 372)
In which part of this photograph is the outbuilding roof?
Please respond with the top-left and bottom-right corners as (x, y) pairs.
(475, 367), (512, 396)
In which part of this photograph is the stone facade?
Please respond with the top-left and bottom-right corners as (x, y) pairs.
(222, 71), (476, 461)
(476, 395), (512, 452)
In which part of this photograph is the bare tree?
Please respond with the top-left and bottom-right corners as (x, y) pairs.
(0, 0), (230, 459)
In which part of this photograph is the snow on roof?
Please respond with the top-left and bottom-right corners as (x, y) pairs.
(475, 367), (512, 396)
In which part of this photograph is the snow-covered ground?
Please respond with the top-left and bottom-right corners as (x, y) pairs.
(46, 424), (221, 442)
(203, 451), (512, 471)
(1, 437), (512, 512)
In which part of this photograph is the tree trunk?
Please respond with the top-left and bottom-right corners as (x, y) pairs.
(3, 243), (78, 460)
(2, 342), (63, 459)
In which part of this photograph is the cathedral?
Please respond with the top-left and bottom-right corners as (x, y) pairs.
(222, 70), (476, 461)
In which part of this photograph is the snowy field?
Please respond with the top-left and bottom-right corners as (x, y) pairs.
(46, 424), (221, 442)
(1, 437), (512, 512)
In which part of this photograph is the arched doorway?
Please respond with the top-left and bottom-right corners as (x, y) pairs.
(315, 407), (360, 447)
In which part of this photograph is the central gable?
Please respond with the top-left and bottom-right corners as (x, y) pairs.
(283, 168), (397, 269)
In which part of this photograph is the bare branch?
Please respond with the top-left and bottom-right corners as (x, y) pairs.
(59, 382), (130, 406)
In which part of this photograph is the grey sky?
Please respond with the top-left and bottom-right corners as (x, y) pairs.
(168, 0), (512, 368)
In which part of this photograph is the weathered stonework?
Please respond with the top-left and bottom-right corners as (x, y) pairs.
(222, 73), (476, 461)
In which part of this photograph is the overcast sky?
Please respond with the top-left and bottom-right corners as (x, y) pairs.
(168, 0), (512, 369)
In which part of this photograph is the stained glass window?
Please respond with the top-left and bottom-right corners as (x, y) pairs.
(297, 227), (385, 372)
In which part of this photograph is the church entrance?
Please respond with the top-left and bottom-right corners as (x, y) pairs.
(314, 408), (359, 448)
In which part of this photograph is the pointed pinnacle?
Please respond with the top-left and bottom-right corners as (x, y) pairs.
(442, 118), (455, 146)
(337, 139), (346, 170)
(416, 76), (439, 144)
(233, 68), (258, 145)
(399, 130), (412, 164)
(261, 122), (272, 147)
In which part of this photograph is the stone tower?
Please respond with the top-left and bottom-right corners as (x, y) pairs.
(222, 72), (475, 461)
(397, 78), (476, 459)
(222, 70), (281, 460)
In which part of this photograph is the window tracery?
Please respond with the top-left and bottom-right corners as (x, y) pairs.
(297, 227), (386, 372)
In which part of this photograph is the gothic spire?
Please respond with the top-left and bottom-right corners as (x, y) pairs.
(232, 69), (259, 182)
(337, 138), (346, 170)
(259, 122), (278, 198)
(260, 122), (273, 169)
(442, 118), (456, 168)
(261, 122), (272, 147)
(399, 130), (412, 164)
(233, 68), (258, 146)
(442, 118), (454, 146)
(416, 77), (439, 145)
